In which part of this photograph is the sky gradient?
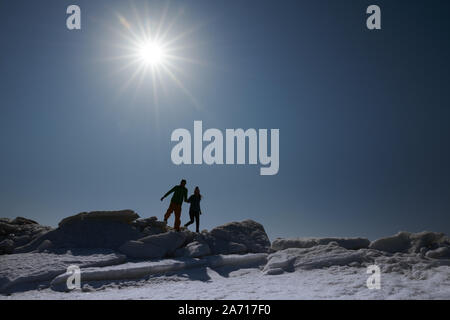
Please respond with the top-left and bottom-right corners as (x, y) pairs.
(1, 0), (449, 240)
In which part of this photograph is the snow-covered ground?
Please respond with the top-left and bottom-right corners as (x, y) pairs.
(1, 243), (449, 300)
(2, 264), (449, 300)
(1, 218), (449, 300)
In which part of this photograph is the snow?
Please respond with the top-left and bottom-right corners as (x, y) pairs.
(2, 264), (449, 300)
(50, 253), (268, 291)
(1, 245), (449, 299)
(1, 228), (449, 300)
(0, 249), (126, 294)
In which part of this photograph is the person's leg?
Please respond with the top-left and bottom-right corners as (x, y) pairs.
(184, 211), (194, 227)
(174, 204), (182, 231)
(195, 212), (200, 233)
(164, 202), (175, 222)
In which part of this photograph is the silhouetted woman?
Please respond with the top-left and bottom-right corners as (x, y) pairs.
(184, 186), (202, 233)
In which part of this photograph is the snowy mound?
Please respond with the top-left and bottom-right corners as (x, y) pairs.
(264, 241), (450, 277)
(369, 231), (450, 256)
(58, 210), (139, 227)
(12, 211), (168, 253)
(119, 231), (188, 259)
(264, 243), (372, 275)
(50, 253), (268, 292)
(4, 211), (270, 260)
(0, 249), (126, 293)
(206, 220), (271, 254)
(118, 220), (271, 259)
(1, 212), (449, 299)
(272, 237), (370, 251)
(0, 217), (52, 255)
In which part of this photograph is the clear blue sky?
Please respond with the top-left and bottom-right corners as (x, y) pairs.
(1, 0), (449, 240)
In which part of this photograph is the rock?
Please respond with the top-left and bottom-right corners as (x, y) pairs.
(11, 213), (176, 253)
(82, 284), (95, 292)
(14, 233), (51, 253)
(133, 217), (167, 235)
(207, 238), (247, 255)
(369, 231), (449, 254)
(318, 238), (370, 249)
(36, 240), (53, 252)
(133, 216), (157, 229)
(263, 267), (285, 276)
(12, 235), (31, 247)
(264, 243), (371, 274)
(349, 261), (361, 267)
(0, 222), (18, 236)
(369, 232), (412, 253)
(57, 219), (141, 249)
(426, 247), (450, 259)
(58, 210), (139, 227)
(0, 239), (14, 255)
(207, 220), (271, 254)
(271, 237), (370, 251)
(272, 238), (317, 251)
(15, 219), (141, 253)
(11, 217), (38, 225)
(11, 211), (146, 253)
(174, 241), (211, 258)
(409, 232), (449, 253)
(119, 231), (187, 259)
(118, 240), (166, 259)
(139, 231), (187, 253)
(0, 218), (53, 255)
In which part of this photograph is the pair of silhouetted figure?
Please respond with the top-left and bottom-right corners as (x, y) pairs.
(161, 179), (202, 232)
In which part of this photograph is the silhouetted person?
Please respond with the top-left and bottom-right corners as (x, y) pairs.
(184, 186), (202, 233)
(161, 179), (188, 232)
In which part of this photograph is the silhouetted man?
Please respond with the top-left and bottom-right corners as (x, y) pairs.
(161, 179), (188, 232)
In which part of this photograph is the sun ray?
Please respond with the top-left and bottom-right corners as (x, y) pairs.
(157, 5), (184, 43)
(98, 1), (207, 111)
(164, 54), (210, 67)
(130, 1), (147, 41)
(117, 64), (146, 97)
(160, 63), (201, 110)
(155, 1), (170, 42)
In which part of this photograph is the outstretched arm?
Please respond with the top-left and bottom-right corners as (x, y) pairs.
(161, 187), (175, 201)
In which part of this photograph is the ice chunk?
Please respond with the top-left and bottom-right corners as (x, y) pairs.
(369, 231), (449, 254)
(50, 253), (268, 292)
(271, 237), (370, 251)
(264, 243), (371, 274)
(174, 241), (211, 258)
(0, 249), (126, 294)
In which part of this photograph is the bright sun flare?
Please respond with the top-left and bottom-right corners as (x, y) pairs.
(107, 4), (203, 109)
(138, 41), (166, 66)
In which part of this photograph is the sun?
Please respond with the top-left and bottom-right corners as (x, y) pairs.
(138, 40), (166, 66)
(104, 3), (205, 110)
